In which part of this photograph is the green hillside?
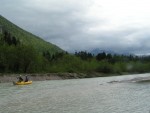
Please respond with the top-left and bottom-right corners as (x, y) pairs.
(0, 15), (63, 54)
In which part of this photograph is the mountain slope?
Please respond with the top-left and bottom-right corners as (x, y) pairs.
(0, 15), (63, 54)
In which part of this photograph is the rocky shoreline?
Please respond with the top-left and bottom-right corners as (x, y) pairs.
(0, 73), (87, 83)
(1, 73), (150, 83)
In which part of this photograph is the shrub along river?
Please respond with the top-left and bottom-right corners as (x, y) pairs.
(0, 73), (150, 113)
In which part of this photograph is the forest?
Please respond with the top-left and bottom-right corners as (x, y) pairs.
(1, 30), (150, 77)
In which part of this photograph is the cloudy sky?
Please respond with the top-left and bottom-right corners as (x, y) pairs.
(1, 0), (150, 54)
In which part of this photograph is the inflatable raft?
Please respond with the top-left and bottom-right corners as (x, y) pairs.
(13, 81), (32, 85)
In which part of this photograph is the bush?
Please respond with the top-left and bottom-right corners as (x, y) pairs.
(96, 62), (114, 73)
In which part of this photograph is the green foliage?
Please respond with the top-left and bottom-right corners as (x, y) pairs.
(1, 40), (150, 75)
(0, 44), (42, 73)
(96, 61), (114, 73)
(96, 52), (107, 61)
(75, 51), (93, 60)
(48, 54), (82, 73)
(113, 62), (127, 74)
(1, 30), (20, 46)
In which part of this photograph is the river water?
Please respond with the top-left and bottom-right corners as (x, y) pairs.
(0, 74), (150, 113)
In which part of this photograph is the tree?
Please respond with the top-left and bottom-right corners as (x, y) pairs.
(96, 52), (106, 61)
(75, 51), (93, 60)
(16, 45), (37, 73)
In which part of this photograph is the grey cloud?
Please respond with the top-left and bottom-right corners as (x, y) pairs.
(1, 0), (150, 55)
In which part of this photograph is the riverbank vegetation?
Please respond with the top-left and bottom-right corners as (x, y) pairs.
(1, 30), (150, 77)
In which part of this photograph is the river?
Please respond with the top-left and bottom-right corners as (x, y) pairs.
(0, 74), (150, 113)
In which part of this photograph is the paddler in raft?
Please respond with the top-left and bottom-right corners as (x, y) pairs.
(17, 75), (24, 82)
(24, 75), (29, 82)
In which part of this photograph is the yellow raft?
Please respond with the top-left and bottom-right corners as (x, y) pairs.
(13, 81), (32, 85)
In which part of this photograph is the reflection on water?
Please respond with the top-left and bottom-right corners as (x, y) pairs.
(0, 74), (150, 113)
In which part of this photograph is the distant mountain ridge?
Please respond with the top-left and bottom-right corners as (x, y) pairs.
(89, 48), (116, 55)
(90, 48), (134, 56)
(0, 15), (63, 54)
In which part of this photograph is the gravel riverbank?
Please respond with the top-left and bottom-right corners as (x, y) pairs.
(0, 73), (85, 83)
(1, 73), (150, 83)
